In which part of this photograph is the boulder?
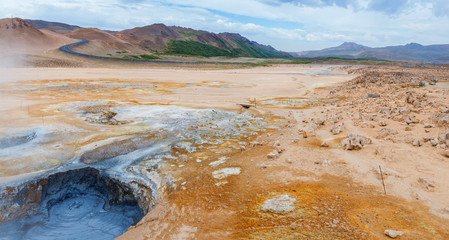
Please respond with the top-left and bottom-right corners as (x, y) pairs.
(341, 133), (372, 150)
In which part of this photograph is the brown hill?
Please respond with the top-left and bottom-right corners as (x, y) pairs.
(0, 18), (72, 54)
(67, 28), (141, 55)
(115, 24), (182, 51)
(114, 24), (291, 58)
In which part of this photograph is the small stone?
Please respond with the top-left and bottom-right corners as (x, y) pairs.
(286, 158), (292, 164)
(412, 139), (421, 147)
(424, 123), (433, 128)
(267, 150), (279, 159)
(418, 177), (435, 190)
(379, 120), (387, 127)
(384, 230), (403, 239)
(431, 138), (439, 146)
(330, 123), (344, 135)
(320, 141), (329, 147)
(405, 126), (412, 131)
(367, 93), (380, 98)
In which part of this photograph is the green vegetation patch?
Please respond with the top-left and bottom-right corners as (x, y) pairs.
(122, 54), (160, 60)
(139, 54), (160, 60)
(231, 38), (291, 58)
(164, 40), (234, 57)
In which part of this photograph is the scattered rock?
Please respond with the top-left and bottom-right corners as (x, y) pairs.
(384, 230), (404, 239)
(418, 177), (435, 191)
(341, 133), (372, 150)
(405, 126), (412, 131)
(267, 150), (279, 159)
(431, 138), (439, 146)
(320, 141), (329, 147)
(403, 114), (419, 125)
(419, 81), (426, 87)
(376, 128), (398, 139)
(286, 158), (292, 164)
(330, 123), (344, 135)
(313, 118), (325, 126)
(412, 139), (421, 147)
(262, 194), (297, 213)
(322, 159), (332, 166)
(431, 110), (449, 127)
(85, 110), (126, 125)
(367, 93), (380, 98)
(379, 120), (387, 127)
(424, 123), (433, 128)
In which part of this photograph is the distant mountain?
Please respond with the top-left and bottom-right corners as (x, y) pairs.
(26, 19), (81, 34)
(295, 42), (371, 58)
(293, 42), (449, 64)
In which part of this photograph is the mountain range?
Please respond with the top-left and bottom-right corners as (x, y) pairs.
(3, 18), (291, 59)
(293, 42), (449, 64)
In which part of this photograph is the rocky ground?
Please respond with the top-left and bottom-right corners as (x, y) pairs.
(1, 65), (449, 239)
(118, 65), (449, 239)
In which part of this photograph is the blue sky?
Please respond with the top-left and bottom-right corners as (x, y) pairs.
(1, 0), (449, 51)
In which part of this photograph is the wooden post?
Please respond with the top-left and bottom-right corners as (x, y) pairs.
(379, 165), (387, 195)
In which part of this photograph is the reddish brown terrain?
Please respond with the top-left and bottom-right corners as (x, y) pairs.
(0, 18), (72, 53)
(67, 28), (142, 56)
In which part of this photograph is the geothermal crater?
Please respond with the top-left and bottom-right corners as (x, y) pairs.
(0, 167), (146, 240)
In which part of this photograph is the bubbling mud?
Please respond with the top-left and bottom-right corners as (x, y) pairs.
(0, 167), (145, 240)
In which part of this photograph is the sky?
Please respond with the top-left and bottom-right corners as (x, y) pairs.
(1, 0), (448, 51)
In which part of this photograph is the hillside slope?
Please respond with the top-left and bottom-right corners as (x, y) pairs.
(115, 24), (291, 58)
(67, 28), (142, 56)
(26, 19), (81, 34)
(0, 18), (73, 54)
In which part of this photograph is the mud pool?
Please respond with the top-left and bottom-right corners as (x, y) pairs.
(0, 168), (142, 240)
(0, 103), (270, 239)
